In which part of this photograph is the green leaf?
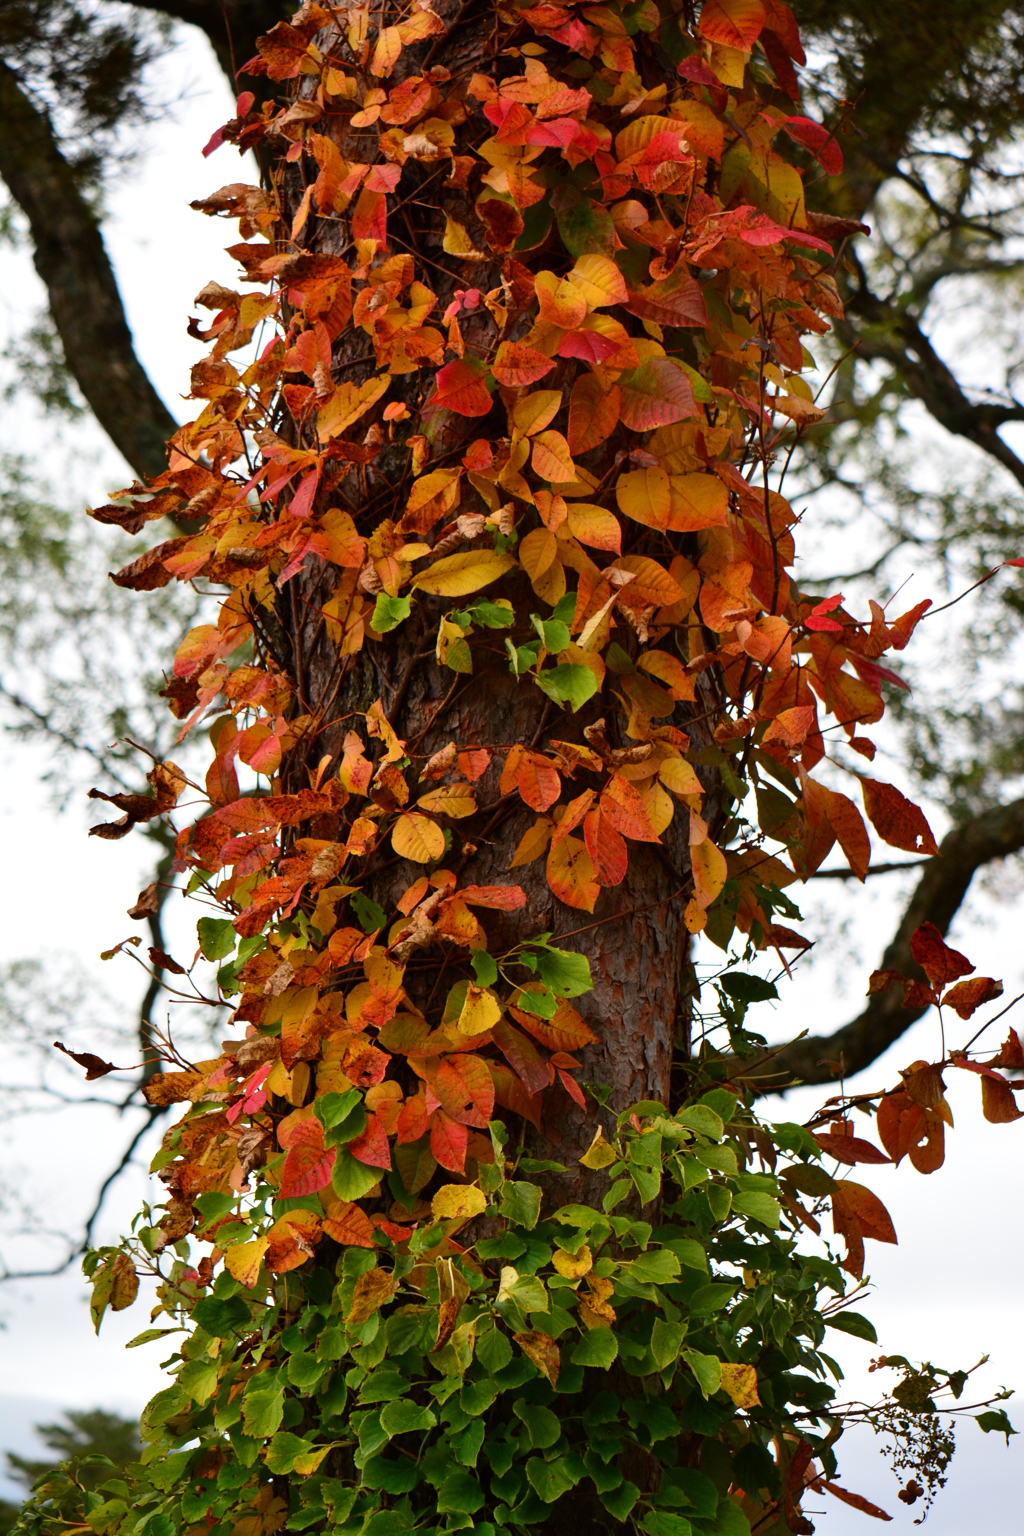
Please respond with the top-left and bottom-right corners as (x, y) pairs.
(331, 1148), (381, 1201)
(266, 1432), (315, 1475)
(666, 1468), (718, 1519)
(499, 1182), (543, 1230)
(197, 916), (236, 961)
(626, 1249), (680, 1285)
(731, 1191), (782, 1228)
(571, 1328), (619, 1369)
(711, 1496), (752, 1535)
(976, 1409), (1018, 1441)
(516, 986), (557, 1018)
(126, 1327), (181, 1349)
(558, 198), (616, 257)
(535, 663), (600, 712)
(662, 1238), (708, 1273)
(242, 1383), (285, 1439)
(525, 1455), (577, 1503)
(361, 1453), (421, 1493)
(314, 1088), (364, 1132)
(677, 1105), (724, 1140)
(650, 1318), (687, 1369)
(825, 1311), (878, 1343)
(684, 1349), (722, 1398)
(179, 1359), (219, 1405)
(453, 1418), (486, 1466)
(436, 1469), (486, 1513)
(191, 1294), (249, 1337)
(475, 1328), (513, 1375)
(532, 615), (571, 652)
(689, 1282), (736, 1313)
(371, 593), (412, 633)
(600, 1480), (640, 1520)
(642, 1513), (692, 1536)
(533, 945), (593, 997)
(719, 972), (778, 1004)
(513, 1401), (562, 1449)
(471, 950), (498, 987)
(351, 891), (387, 934)
(469, 599), (515, 628)
(379, 1399), (436, 1437)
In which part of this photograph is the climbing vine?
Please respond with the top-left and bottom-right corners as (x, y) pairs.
(17, 1), (1023, 1532)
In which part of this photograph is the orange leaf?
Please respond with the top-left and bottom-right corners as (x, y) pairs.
(815, 1482), (892, 1523)
(321, 1200), (376, 1248)
(833, 1180), (897, 1245)
(826, 789), (870, 881)
(861, 779), (938, 856)
(568, 375), (621, 454)
(583, 805), (629, 885)
(618, 358), (697, 432)
(813, 1132), (889, 1166)
(492, 341), (555, 386)
(698, 0), (766, 52)
(432, 358), (492, 416)
(546, 834), (600, 911)
(941, 976), (1003, 1019)
(601, 774), (660, 843)
(510, 1000), (598, 1052)
(690, 837), (727, 909)
(502, 744), (561, 812)
(430, 1052), (495, 1127)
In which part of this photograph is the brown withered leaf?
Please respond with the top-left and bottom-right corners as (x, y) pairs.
(149, 947), (187, 976)
(901, 1060), (946, 1109)
(142, 1069), (207, 1106)
(110, 537), (191, 591)
(159, 674), (200, 719)
(812, 1480), (892, 1522)
(53, 1041), (124, 1079)
(994, 1028), (1024, 1069)
(127, 882), (161, 920)
(980, 1073), (1024, 1123)
(941, 976), (1003, 1019)
(513, 1330), (560, 1387)
(346, 1266), (399, 1325)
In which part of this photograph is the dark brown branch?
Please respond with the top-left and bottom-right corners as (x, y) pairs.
(0, 59), (178, 479)
(742, 795), (1024, 1090)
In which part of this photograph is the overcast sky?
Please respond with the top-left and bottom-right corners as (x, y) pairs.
(0, 18), (1020, 1528)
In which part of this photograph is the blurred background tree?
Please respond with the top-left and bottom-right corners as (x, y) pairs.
(0, 1408), (140, 1534)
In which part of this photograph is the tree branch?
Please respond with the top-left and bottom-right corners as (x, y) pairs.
(741, 795), (1024, 1090)
(0, 59), (178, 480)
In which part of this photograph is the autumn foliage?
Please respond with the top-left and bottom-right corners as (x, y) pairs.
(18, 2), (1024, 1535)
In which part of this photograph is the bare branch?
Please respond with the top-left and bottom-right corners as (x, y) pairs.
(0, 59), (178, 479)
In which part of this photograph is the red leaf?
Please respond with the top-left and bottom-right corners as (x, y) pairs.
(457, 883), (527, 910)
(491, 1021), (551, 1096)
(805, 593), (844, 632)
(909, 922), (973, 991)
(348, 1111), (393, 1169)
(430, 1108), (468, 1172)
(861, 780), (939, 857)
(778, 116), (843, 176)
(280, 1119), (336, 1197)
(432, 358), (493, 417)
(491, 342), (555, 387)
(429, 1052), (495, 1127)
(583, 805), (628, 886)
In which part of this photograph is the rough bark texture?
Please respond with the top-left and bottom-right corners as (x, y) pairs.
(0, 58), (178, 479)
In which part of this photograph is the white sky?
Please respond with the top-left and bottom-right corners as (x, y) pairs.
(0, 17), (1021, 1529)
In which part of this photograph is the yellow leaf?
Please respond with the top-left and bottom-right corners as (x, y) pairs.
(719, 1362), (760, 1408)
(616, 465), (671, 531)
(519, 526), (558, 584)
(580, 1129), (618, 1169)
(530, 555), (566, 607)
(443, 215), (486, 261)
(513, 391), (563, 437)
(638, 650), (694, 701)
(457, 983), (502, 1036)
(225, 1237), (268, 1289)
(657, 752), (703, 796)
(412, 549), (515, 596)
(691, 837), (727, 909)
(668, 472), (729, 531)
(369, 24), (402, 75)
(417, 785), (477, 818)
(293, 1445), (334, 1475)
(317, 374), (391, 439)
(684, 895), (707, 934)
(565, 502), (621, 553)
(510, 817), (553, 867)
(432, 1183), (488, 1220)
(568, 253), (628, 310)
(553, 1244), (593, 1279)
(392, 812), (446, 863)
(531, 430), (576, 484)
